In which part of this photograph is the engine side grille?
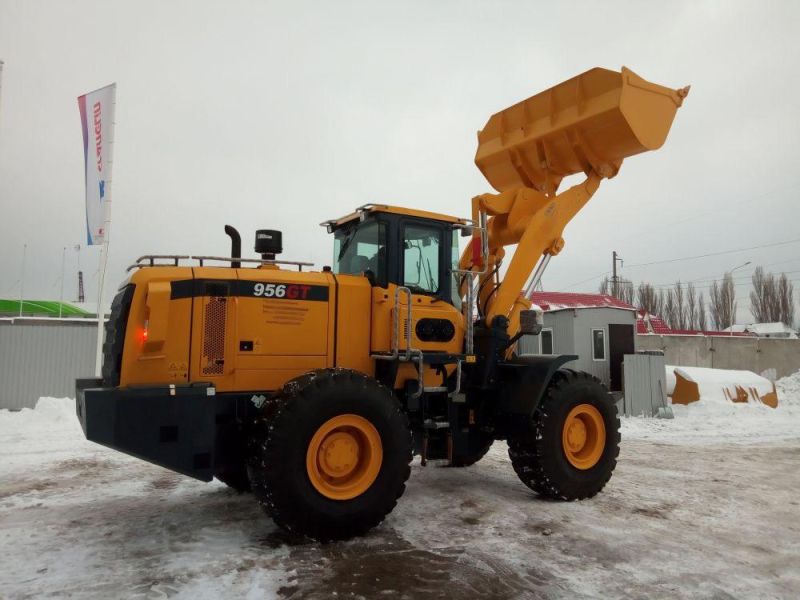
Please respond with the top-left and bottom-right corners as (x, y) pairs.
(201, 297), (227, 376)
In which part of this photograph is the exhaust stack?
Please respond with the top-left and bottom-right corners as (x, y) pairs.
(224, 225), (241, 268)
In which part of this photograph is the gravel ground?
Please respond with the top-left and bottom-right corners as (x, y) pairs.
(1, 396), (799, 599)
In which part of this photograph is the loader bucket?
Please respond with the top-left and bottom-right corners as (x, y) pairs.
(475, 67), (689, 193)
(669, 367), (779, 408)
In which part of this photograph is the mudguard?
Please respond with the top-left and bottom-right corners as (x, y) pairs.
(494, 355), (578, 417)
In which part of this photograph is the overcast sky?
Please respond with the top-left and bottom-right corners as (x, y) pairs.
(1, 0), (799, 322)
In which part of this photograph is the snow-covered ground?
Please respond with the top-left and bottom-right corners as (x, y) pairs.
(2, 373), (800, 599)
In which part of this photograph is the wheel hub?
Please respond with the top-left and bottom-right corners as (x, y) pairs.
(565, 419), (587, 452)
(306, 414), (383, 500)
(562, 404), (606, 470)
(318, 432), (360, 478)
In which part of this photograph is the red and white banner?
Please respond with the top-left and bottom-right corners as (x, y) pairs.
(78, 83), (116, 246)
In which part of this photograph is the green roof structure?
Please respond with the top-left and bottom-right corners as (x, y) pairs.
(0, 299), (90, 317)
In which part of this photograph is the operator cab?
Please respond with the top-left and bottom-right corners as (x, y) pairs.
(324, 205), (466, 307)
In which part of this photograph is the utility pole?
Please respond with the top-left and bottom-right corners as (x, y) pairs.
(612, 251), (623, 298)
(726, 261), (751, 335)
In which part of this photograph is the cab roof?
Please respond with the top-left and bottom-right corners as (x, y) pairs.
(322, 204), (469, 230)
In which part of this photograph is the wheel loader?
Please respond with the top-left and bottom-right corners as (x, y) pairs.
(76, 67), (688, 541)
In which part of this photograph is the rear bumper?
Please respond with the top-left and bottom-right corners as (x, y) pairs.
(76, 379), (254, 481)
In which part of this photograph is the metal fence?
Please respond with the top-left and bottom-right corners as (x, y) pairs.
(0, 318), (98, 410)
(637, 334), (800, 379)
(622, 353), (668, 417)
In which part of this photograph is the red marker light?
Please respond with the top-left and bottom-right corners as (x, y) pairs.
(471, 237), (483, 267)
(142, 321), (149, 343)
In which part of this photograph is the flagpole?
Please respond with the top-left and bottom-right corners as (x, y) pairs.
(92, 84), (116, 378)
(59, 246), (66, 318)
(93, 210), (111, 376)
(0, 61), (5, 128)
(19, 243), (26, 317)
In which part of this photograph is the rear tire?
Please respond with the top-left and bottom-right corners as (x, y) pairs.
(247, 369), (413, 541)
(215, 465), (251, 492)
(508, 370), (620, 500)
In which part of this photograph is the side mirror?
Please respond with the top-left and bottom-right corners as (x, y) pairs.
(519, 309), (543, 336)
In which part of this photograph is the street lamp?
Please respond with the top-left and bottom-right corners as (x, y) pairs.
(726, 261), (751, 334)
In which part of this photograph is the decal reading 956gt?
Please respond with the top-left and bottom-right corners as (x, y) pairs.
(240, 280), (329, 301)
(168, 279), (330, 301)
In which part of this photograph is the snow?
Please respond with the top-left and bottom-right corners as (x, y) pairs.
(723, 322), (798, 338)
(623, 370), (800, 444)
(530, 292), (636, 312)
(2, 376), (800, 598)
(665, 364), (677, 394)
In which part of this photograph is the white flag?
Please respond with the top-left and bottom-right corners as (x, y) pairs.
(78, 83), (116, 245)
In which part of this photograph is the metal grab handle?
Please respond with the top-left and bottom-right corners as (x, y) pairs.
(373, 286), (425, 400)
(126, 255), (313, 272)
(373, 285), (418, 362)
(392, 286), (414, 360)
(451, 210), (489, 355)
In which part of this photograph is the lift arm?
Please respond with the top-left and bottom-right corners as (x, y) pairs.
(460, 66), (689, 337)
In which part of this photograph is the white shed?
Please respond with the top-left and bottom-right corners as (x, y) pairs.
(517, 292), (638, 391)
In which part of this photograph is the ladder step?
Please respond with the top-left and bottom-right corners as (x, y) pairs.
(422, 386), (448, 393)
(422, 459), (450, 467)
(423, 419), (450, 430)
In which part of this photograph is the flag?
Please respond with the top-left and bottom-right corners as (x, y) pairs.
(78, 83), (116, 245)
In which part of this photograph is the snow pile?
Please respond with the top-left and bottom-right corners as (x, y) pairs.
(0, 397), (78, 430)
(776, 369), (800, 406)
(623, 369), (800, 444)
(665, 365), (677, 395)
(0, 398), (86, 472)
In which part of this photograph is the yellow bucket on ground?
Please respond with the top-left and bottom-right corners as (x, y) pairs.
(670, 367), (779, 408)
(475, 67), (689, 193)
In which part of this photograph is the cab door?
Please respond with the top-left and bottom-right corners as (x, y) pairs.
(397, 220), (464, 354)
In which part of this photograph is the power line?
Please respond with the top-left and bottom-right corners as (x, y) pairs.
(559, 271), (609, 291)
(615, 180), (800, 248)
(647, 277), (800, 292)
(646, 269), (800, 289)
(553, 236), (800, 294)
(624, 238), (800, 269)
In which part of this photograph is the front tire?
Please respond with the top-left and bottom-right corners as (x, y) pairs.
(247, 369), (412, 541)
(508, 370), (620, 500)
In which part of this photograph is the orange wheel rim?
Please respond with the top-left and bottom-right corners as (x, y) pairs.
(561, 404), (605, 470)
(306, 414), (383, 500)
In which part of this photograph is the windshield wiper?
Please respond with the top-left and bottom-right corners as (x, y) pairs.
(337, 230), (356, 261)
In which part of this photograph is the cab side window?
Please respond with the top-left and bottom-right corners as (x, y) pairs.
(334, 221), (387, 285)
(403, 224), (441, 295)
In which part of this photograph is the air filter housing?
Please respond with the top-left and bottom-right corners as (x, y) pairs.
(255, 229), (282, 259)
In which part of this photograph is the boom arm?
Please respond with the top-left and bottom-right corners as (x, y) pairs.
(460, 66), (688, 338)
(459, 172), (602, 333)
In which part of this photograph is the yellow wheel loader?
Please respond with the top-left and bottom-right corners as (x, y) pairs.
(77, 67), (688, 541)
